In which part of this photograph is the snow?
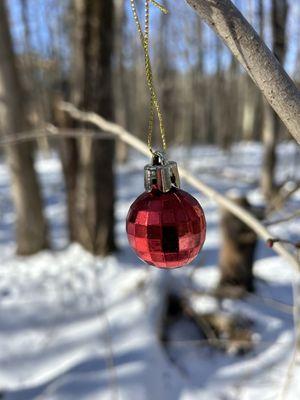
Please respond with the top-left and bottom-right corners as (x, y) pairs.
(0, 143), (300, 399)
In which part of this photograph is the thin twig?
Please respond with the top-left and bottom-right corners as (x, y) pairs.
(267, 183), (300, 214)
(264, 210), (300, 226)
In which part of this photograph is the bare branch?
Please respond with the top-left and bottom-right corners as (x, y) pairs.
(0, 103), (298, 269)
(58, 101), (299, 271)
(185, 0), (300, 144)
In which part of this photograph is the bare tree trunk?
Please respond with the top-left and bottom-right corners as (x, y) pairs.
(19, 0), (50, 153)
(53, 92), (79, 241)
(185, 0), (300, 144)
(191, 18), (206, 142)
(157, 0), (177, 146)
(0, 1), (48, 255)
(114, 0), (129, 164)
(258, 0), (264, 38)
(214, 38), (228, 148)
(222, 54), (239, 148)
(55, 0), (82, 242)
(218, 196), (258, 296)
(61, 136), (79, 241)
(261, 0), (288, 199)
(242, 74), (258, 141)
(242, 0), (264, 142)
(76, 135), (115, 254)
(63, 0), (116, 255)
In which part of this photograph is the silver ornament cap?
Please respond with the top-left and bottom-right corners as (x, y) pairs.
(144, 151), (180, 193)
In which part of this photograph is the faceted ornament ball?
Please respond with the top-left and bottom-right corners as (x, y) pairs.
(126, 187), (206, 268)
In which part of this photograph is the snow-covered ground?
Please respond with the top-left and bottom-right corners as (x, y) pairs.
(0, 143), (299, 400)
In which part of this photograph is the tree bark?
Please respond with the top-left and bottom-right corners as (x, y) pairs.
(191, 18), (206, 143)
(185, 0), (300, 144)
(19, 0), (50, 153)
(55, 0), (82, 242)
(76, 135), (115, 254)
(218, 196), (258, 296)
(114, 0), (129, 164)
(52, 93), (79, 241)
(63, 0), (116, 255)
(261, 0), (288, 199)
(0, 0), (48, 254)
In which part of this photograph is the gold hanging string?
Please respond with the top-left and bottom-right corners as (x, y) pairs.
(130, 0), (168, 154)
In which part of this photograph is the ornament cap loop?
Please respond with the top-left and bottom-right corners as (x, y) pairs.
(144, 152), (180, 192)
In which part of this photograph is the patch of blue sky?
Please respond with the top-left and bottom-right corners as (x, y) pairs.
(7, 0), (71, 71)
(7, 0), (299, 76)
(125, 0), (299, 75)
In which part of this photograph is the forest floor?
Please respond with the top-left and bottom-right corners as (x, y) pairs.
(0, 142), (300, 400)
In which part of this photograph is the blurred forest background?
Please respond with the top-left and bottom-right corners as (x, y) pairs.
(0, 0), (300, 398)
(0, 0), (299, 256)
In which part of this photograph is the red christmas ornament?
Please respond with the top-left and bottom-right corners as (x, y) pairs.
(126, 152), (206, 268)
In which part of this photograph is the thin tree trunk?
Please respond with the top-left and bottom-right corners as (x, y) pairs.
(185, 0), (300, 144)
(157, 0), (176, 146)
(0, 0), (48, 254)
(56, 0), (82, 242)
(114, 0), (129, 164)
(242, 0), (264, 143)
(0, 1), (49, 254)
(76, 135), (115, 254)
(61, 137), (79, 241)
(261, 0), (288, 199)
(53, 96), (78, 242)
(191, 18), (205, 142)
(242, 74), (258, 141)
(19, 0), (50, 153)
